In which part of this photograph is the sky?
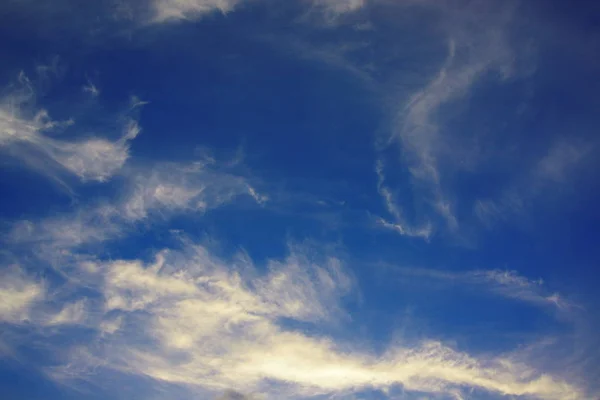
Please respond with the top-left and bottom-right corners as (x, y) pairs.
(0, 0), (599, 399)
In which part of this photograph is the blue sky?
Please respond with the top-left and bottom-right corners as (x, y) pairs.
(1, 1), (599, 399)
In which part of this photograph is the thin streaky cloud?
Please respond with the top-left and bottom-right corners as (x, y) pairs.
(0, 73), (139, 183)
(388, 266), (573, 311)
(151, 0), (366, 23)
(7, 159), (267, 250)
(375, 159), (432, 239)
(151, 0), (244, 22)
(385, 2), (516, 230)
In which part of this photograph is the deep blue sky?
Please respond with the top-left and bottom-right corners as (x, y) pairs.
(1, 1), (599, 400)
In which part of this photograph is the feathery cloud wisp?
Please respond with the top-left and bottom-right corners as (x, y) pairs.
(8, 160), (266, 249)
(386, 3), (516, 230)
(151, 0), (244, 22)
(0, 73), (139, 183)
(375, 159), (432, 239)
(389, 266), (573, 311)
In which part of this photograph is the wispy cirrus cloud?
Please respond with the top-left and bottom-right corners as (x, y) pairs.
(8, 159), (266, 250)
(388, 265), (573, 311)
(475, 139), (592, 227)
(82, 80), (100, 97)
(150, 0), (366, 22)
(151, 0), (244, 22)
(374, 159), (432, 240)
(4, 241), (583, 400)
(375, 1), (518, 231)
(0, 72), (139, 184)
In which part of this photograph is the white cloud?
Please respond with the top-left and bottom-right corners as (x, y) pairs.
(389, 266), (573, 311)
(150, 0), (366, 23)
(376, 217), (432, 240)
(121, 161), (263, 220)
(82, 81), (100, 97)
(46, 300), (87, 326)
(49, 120), (140, 182)
(0, 266), (45, 324)
(8, 159), (266, 250)
(0, 73), (139, 183)
(29, 243), (582, 400)
(314, 0), (365, 15)
(375, 160), (432, 239)
(99, 316), (123, 335)
(384, 3), (516, 230)
(152, 0), (243, 22)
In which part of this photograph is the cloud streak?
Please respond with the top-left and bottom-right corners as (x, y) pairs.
(388, 265), (573, 311)
(0, 72), (139, 184)
(375, 159), (432, 239)
(8, 159), (266, 250)
(383, 2), (516, 230)
(151, 0), (244, 22)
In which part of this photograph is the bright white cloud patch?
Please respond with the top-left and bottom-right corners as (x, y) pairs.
(25, 243), (582, 400)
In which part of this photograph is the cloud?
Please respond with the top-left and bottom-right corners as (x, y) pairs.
(0, 72), (139, 183)
(313, 0), (365, 15)
(7, 159), (266, 250)
(388, 266), (573, 311)
(533, 140), (590, 183)
(121, 161), (264, 220)
(375, 159), (432, 239)
(82, 81), (100, 97)
(3, 241), (577, 400)
(475, 140), (592, 227)
(150, 0), (366, 23)
(46, 300), (87, 326)
(0, 266), (45, 324)
(151, 0), (244, 22)
(99, 316), (123, 336)
(383, 3), (516, 230)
